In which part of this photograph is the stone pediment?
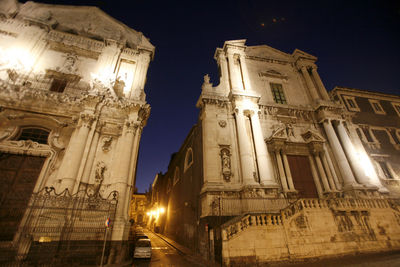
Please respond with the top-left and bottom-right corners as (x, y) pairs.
(16, 1), (154, 51)
(270, 127), (288, 140)
(246, 45), (292, 62)
(301, 130), (325, 143)
(292, 49), (317, 62)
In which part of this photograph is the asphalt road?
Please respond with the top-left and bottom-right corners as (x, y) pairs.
(131, 230), (205, 267)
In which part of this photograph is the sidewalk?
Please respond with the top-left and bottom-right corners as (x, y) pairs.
(151, 230), (219, 267)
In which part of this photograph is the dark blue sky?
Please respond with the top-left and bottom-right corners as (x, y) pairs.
(25, 0), (400, 192)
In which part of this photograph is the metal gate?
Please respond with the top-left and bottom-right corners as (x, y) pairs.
(4, 186), (118, 266)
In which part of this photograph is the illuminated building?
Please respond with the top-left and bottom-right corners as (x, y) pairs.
(0, 0), (154, 265)
(151, 40), (400, 265)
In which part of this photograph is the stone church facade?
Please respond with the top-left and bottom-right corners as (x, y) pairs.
(151, 40), (400, 265)
(0, 1), (154, 265)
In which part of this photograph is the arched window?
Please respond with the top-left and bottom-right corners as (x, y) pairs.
(184, 148), (193, 172)
(173, 167), (180, 185)
(17, 127), (50, 144)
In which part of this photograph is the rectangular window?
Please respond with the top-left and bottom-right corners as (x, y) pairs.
(369, 99), (385, 115)
(362, 127), (374, 142)
(392, 103), (400, 117)
(49, 78), (67, 93)
(378, 162), (393, 179)
(342, 95), (360, 112)
(390, 129), (400, 144)
(347, 99), (356, 108)
(270, 83), (287, 104)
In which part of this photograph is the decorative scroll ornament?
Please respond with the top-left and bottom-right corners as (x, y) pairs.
(102, 136), (113, 152)
(218, 120), (227, 128)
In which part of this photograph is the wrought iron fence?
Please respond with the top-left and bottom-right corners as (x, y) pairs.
(1, 187), (118, 266)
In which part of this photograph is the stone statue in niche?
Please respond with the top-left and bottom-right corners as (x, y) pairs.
(88, 161), (106, 196)
(113, 76), (125, 98)
(59, 53), (79, 74)
(220, 147), (231, 181)
(204, 74), (210, 84)
(202, 74), (212, 90)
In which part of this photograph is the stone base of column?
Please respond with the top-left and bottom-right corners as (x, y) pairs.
(342, 181), (364, 191)
(378, 187), (389, 194)
(342, 187), (389, 198)
(260, 181), (280, 188)
(285, 190), (298, 199)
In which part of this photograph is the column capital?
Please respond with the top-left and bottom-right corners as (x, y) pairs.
(243, 109), (255, 117)
(79, 111), (96, 129)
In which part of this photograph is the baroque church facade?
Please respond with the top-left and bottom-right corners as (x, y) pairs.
(0, 0), (153, 265)
(150, 40), (400, 265)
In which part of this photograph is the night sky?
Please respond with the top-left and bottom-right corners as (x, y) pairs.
(22, 0), (400, 192)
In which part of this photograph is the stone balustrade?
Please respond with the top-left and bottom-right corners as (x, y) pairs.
(223, 198), (398, 241)
(222, 213), (283, 240)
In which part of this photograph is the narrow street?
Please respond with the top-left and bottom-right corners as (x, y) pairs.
(131, 230), (206, 267)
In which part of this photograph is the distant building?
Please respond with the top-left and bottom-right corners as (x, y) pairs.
(0, 0), (154, 265)
(130, 193), (148, 226)
(150, 40), (400, 265)
(331, 87), (400, 194)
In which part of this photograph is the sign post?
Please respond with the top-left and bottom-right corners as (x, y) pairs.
(100, 217), (110, 267)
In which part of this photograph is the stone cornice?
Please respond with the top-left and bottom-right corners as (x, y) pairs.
(260, 104), (314, 121)
(246, 55), (292, 65)
(48, 30), (104, 54)
(197, 94), (229, 108)
(331, 86), (400, 102)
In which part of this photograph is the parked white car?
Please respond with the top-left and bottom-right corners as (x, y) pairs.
(133, 238), (151, 259)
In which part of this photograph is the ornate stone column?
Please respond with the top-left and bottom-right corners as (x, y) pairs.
(249, 110), (277, 187)
(323, 144), (342, 190)
(239, 54), (252, 91)
(235, 108), (256, 185)
(275, 149), (288, 192)
(322, 119), (359, 188)
(299, 65), (319, 101)
(227, 52), (242, 91)
(217, 52), (230, 89)
(335, 120), (371, 186)
(58, 111), (95, 192)
(308, 155), (323, 197)
(282, 153), (295, 190)
(310, 66), (330, 101)
(314, 152), (331, 192)
(321, 152), (337, 191)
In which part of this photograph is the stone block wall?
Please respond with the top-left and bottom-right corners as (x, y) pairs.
(221, 199), (400, 266)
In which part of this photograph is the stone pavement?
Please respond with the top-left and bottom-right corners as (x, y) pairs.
(151, 231), (219, 267)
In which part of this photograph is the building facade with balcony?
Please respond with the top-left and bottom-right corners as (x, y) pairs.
(331, 87), (400, 195)
(0, 0), (154, 265)
(151, 40), (400, 265)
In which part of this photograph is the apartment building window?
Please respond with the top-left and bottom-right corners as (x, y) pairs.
(342, 95), (360, 112)
(378, 161), (393, 179)
(369, 99), (385, 115)
(270, 83), (286, 104)
(184, 148), (193, 172)
(361, 127), (374, 142)
(392, 103), (400, 117)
